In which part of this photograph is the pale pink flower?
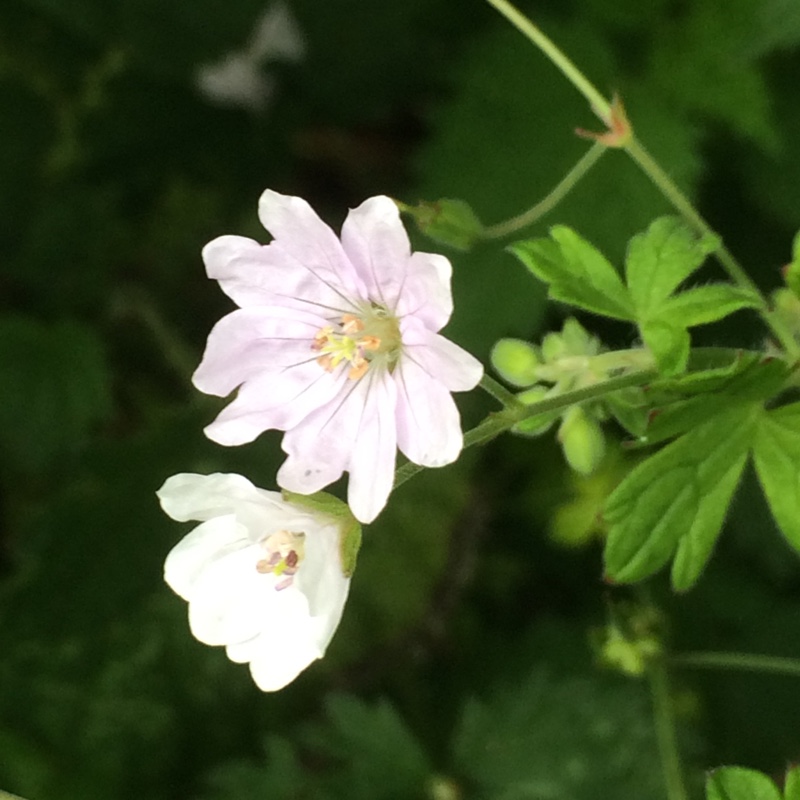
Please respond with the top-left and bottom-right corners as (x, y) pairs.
(159, 472), (350, 691)
(193, 191), (483, 522)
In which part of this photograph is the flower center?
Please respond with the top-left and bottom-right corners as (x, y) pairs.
(312, 306), (401, 380)
(256, 529), (306, 591)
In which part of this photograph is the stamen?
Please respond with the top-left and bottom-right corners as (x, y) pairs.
(256, 530), (306, 590)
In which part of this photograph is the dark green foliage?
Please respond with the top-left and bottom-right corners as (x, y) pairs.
(2, 0), (800, 797)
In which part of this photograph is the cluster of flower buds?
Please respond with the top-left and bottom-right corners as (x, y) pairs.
(491, 317), (608, 475)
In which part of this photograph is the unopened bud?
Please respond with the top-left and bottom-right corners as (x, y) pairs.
(558, 406), (606, 475)
(400, 198), (484, 251)
(491, 338), (540, 386)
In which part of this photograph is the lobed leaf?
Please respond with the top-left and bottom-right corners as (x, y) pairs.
(604, 405), (757, 587)
(510, 227), (634, 321)
(655, 284), (761, 328)
(624, 216), (719, 316)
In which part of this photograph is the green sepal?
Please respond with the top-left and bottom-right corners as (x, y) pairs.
(510, 227), (634, 320)
(753, 401), (800, 552)
(404, 198), (484, 251)
(604, 405), (757, 589)
(281, 490), (362, 577)
(624, 216), (719, 316)
(706, 767), (782, 800)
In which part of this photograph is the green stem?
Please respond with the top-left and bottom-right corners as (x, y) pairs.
(485, 0), (610, 120)
(484, 142), (607, 239)
(479, 374), (524, 408)
(672, 651), (800, 679)
(648, 659), (689, 800)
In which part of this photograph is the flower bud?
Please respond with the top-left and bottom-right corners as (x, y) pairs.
(491, 338), (541, 386)
(558, 406), (606, 475)
(402, 198), (484, 251)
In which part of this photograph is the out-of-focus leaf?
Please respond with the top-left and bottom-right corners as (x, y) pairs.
(0, 315), (111, 473)
(706, 766), (782, 800)
(452, 669), (664, 800)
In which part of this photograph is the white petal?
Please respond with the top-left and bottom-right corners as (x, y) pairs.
(157, 473), (280, 523)
(394, 250), (454, 331)
(247, 619), (323, 691)
(258, 190), (367, 301)
(394, 357), (464, 467)
(340, 196), (411, 311)
(187, 547), (296, 646)
(400, 320), (483, 391)
(346, 372), (398, 523)
(163, 515), (246, 600)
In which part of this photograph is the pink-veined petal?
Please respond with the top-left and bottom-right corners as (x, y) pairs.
(394, 357), (465, 467)
(203, 234), (358, 316)
(192, 306), (327, 398)
(346, 371), (398, 523)
(400, 320), (483, 391)
(258, 190), (367, 300)
(340, 196), (410, 312)
(394, 250), (454, 331)
(276, 378), (370, 494)
(203, 363), (346, 446)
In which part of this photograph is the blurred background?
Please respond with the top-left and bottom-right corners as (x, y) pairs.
(2, 0), (800, 797)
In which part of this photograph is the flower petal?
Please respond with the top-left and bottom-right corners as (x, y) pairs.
(258, 189), (367, 300)
(163, 515), (246, 600)
(340, 195), (410, 312)
(346, 372), (398, 523)
(203, 362), (347, 446)
(277, 378), (370, 494)
(158, 473), (280, 523)
(394, 357), (465, 467)
(203, 234), (357, 316)
(393, 250), (454, 331)
(400, 320), (483, 391)
(192, 306), (327, 398)
(187, 545), (283, 645)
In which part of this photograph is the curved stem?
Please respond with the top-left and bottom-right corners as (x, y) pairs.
(484, 142), (607, 239)
(649, 658), (689, 800)
(671, 651), (800, 679)
(484, 0), (610, 120)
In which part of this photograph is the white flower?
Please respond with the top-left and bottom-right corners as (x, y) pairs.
(158, 472), (350, 691)
(193, 190), (484, 523)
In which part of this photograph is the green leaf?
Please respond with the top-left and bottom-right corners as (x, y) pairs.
(604, 405), (757, 586)
(510, 227), (634, 320)
(785, 765), (800, 800)
(640, 318), (690, 375)
(707, 767), (782, 800)
(753, 401), (800, 551)
(625, 216), (719, 316)
(656, 284), (761, 328)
